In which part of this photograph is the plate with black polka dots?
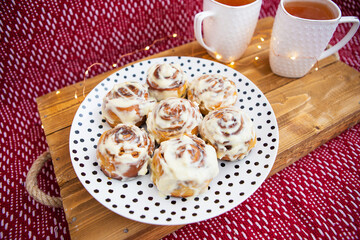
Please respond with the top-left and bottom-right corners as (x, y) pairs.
(69, 56), (279, 225)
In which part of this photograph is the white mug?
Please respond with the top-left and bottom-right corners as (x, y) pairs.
(194, 0), (262, 63)
(269, 0), (359, 78)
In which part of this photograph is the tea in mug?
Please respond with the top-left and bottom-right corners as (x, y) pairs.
(215, 0), (256, 7)
(284, 1), (337, 20)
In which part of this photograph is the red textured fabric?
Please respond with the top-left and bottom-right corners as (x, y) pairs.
(0, 0), (359, 239)
(163, 124), (360, 239)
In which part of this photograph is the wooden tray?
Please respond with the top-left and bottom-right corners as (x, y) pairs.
(36, 17), (360, 240)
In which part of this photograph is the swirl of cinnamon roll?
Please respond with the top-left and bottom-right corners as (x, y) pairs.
(146, 97), (203, 143)
(146, 63), (188, 101)
(96, 124), (155, 181)
(151, 135), (219, 197)
(102, 81), (156, 127)
(187, 74), (237, 115)
(200, 107), (256, 161)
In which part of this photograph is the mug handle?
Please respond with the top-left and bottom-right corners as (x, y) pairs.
(319, 16), (359, 60)
(194, 11), (216, 53)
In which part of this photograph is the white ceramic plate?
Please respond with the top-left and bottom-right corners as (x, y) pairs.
(69, 56), (279, 225)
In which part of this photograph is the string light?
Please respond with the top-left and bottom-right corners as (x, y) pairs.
(77, 62), (103, 98)
(271, 47), (321, 74)
(204, 34), (320, 75)
(218, 34), (272, 68)
(76, 34), (292, 100)
(56, 91), (60, 94)
(75, 33), (179, 99)
(75, 32), (316, 102)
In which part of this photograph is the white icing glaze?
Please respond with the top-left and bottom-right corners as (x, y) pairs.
(152, 135), (219, 197)
(188, 74), (237, 113)
(200, 107), (256, 161)
(146, 63), (187, 101)
(146, 97), (203, 143)
(97, 124), (154, 180)
(137, 160), (149, 176)
(148, 88), (181, 101)
(102, 81), (156, 126)
(147, 63), (187, 89)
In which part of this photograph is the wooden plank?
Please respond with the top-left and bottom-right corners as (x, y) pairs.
(37, 17), (276, 136)
(46, 127), (183, 240)
(38, 16), (338, 136)
(36, 16), (360, 240)
(268, 60), (360, 176)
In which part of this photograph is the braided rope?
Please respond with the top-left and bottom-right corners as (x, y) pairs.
(26, 151), (63, 208)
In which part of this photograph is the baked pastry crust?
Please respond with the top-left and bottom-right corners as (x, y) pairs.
(96, 124), (155, 181)
(187, 74), (237, 115)
(151, 135), (219, 197)
(102, 81), (156, 127)
(146, 63), (188, 101)
(146, 97), (203, 143)
(200, 107), (256, 161)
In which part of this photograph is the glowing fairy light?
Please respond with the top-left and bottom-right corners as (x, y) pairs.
(315, 67), (319, 71)
(56, 91), (60, 94)
(77, 33), (273, 102)
(290, 55), (297, 60)
(80, 62), (103, 97)
(76, 33), (183, 100)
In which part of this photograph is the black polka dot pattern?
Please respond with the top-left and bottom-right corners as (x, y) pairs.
(69, 56), (279, 225)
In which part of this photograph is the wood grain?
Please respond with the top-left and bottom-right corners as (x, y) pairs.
(36, 17), (360, 240)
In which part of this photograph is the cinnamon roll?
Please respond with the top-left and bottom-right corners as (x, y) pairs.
(146, 97), (203, 143)
(151, 135), (219, 197)
(187, 74), (237, 115)
(96, 124), (155, 181)
(102, 82), (156, 127)
(146, 63), (188, 101)
(200, 107), (256, 161)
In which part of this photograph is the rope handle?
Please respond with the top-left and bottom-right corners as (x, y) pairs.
(26, 151), (63, 208)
